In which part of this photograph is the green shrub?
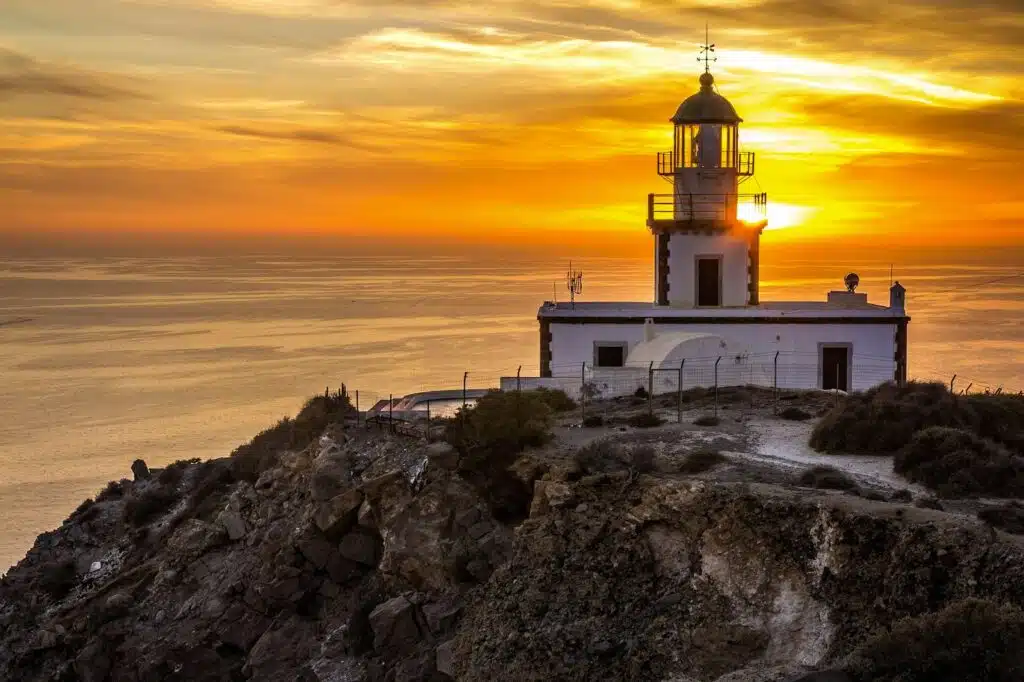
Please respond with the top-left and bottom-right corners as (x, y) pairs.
(694, 415), (720, 427)
(978, 503), (1024, 535)
(846, 599), (1024, 682)
(231, 389), (354, 482)
(678, 450), (727, 474)
(532, 387), (577, 413)
(628, 412), (665, 429)
(811, 382), (1024, 455)
(797, 466), (858, 491)
(124, 486), (179, 527)
(445, 390), (554, 523)
(779, 406), (813, 421)
(894, 426), (1024, 498)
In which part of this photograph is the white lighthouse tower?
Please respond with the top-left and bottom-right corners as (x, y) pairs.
(650, 41), (767, 308)
(531, 40), (910, 393)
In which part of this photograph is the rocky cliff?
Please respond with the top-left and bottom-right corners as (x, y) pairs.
(2, 407), (1023, 682)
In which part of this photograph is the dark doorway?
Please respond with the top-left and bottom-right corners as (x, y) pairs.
(595, 344), (626, 368)
(822, 346), (850, 391)
(696, 257), (722, 307)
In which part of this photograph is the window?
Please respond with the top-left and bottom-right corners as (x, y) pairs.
(696, 257), (722, 307)
(594, 343), (627, 368)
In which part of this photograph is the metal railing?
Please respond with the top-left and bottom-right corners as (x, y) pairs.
(738, 151), (755, 176)
(647, 192), (767, 223)
(656, 150), (756, 177)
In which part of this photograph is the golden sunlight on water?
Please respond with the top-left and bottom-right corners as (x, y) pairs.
(0, 251), (1021, 572)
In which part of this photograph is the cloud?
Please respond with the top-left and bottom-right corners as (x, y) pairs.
(214, 124), (380, 150)
(0, 49), (145, 101)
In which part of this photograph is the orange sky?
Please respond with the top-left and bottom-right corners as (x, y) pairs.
(1, 0), (1022, 252)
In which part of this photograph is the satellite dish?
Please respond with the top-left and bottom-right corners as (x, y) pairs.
(845, 273), (860, 293)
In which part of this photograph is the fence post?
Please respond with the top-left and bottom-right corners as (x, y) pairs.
(389, 393), (394, 433)
(355, 390), (360, 426)
(463, 372), (469, 412)
(835, 366), (841, 407)
(773, 351), (779, 415)
(580, 362), (587, 425)
(516, 365), (522, 394)
(678, 359), (685, 424)
(425, 400), (431, 442)
(648, 362), (654, 416)
(950, 374), (957, 395)
(714, 356), (722, 418)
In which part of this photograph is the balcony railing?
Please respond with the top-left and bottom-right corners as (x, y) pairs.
(647, 192), (768, 224)
(657, 150), (757, 176)
(738, 151), (755, 176)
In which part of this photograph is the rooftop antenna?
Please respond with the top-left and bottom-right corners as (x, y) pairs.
(699, 24), (716, 74)
(566, 261), (583, 310)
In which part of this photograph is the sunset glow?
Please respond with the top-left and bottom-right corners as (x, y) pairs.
(1, 0), (1021, 250)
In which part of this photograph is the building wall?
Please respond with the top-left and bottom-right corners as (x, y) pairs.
(666, 233), (750, 307)
(546, 321), (897, 392)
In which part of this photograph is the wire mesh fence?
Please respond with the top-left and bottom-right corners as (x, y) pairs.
(335, 351), (1021, 440)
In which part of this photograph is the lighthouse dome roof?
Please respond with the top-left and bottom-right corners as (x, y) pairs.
(671, 73), (742, 124)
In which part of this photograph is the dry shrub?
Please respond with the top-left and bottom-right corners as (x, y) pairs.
(894, 427), (1024, 498)
(846, 599), (1024, 682)
(123, 486), (178, 527)
(38, 558), (77, 599)
(978, 503), (1024, 535)
(797, 465), (858, 491)
(630, 446), (657, 473)
(678, 450), (727, 474)
(96, 480), (126, 502)
(779, 406), (813, 421)
(694, 415), (720, 427)
(811, 382), (1024, 455)
(627, 412), (665, 429)
(582, 415), (605, 428)
(531, 387), (577, 413)
(574, 440), (627, 474)
(158, 458), (201, 487)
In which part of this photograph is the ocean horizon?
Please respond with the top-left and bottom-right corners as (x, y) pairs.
(2, 248), (1022, 572)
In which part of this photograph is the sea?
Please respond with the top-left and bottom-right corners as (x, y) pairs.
(2, 245), (1022, 572)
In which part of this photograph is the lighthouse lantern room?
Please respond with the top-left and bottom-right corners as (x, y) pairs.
(523, 42), (911, 396)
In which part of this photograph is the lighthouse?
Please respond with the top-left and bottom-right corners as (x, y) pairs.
(528, 41), (910, 394)
(650, 56), (767, 308)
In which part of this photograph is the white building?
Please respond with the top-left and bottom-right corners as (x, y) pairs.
(531, 64), (910, 397)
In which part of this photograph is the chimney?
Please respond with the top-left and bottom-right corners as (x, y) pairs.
(643, 318), (656, 342)
(889, 281), (906, 314)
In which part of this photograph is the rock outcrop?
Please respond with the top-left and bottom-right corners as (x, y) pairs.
(2, 418), (1024, 681)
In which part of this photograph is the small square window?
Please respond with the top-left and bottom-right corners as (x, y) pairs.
(595, 344), (626, 368)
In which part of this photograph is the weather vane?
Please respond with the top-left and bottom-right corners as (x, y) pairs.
(698, 24), (716, 73)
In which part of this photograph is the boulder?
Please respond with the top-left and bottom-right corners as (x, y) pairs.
(313, 488), (363, 538)
(73, 640), (111, 682)
(339, 530), (381, 567)
(217, 510), (247, 541)
(310, 458), (352, 502)
(298, 534), (337, 570)
(785, 672), (851, 682)
(435, 639), (456, 677)
(369, 596), (421, 653)
(131, 459), (151, 481)
(426, 442), (459, 471)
